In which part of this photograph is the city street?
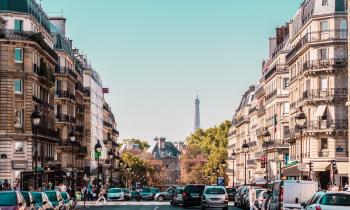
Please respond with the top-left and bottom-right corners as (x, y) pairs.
(77, 202), (240, 210)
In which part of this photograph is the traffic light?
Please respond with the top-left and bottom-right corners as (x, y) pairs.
(261, 156), (266, 168)
(331, 160), (338, 174)
(309, 162), (314, 172)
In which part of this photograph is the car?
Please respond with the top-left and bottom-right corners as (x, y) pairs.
(268, 180), (318, 210)
(302, 191), (350, 210)
(59, 192), (75, 210)
(201, 185), (228, 210)
(121, 188), (131, 201)
(0, 191), (27, 210)
(44, 191), (65, 210)
(150, 187), (160, 197)
(20, 191), (35, 210)
(254, 189), (270, 210)
(31, 192), (54, 210)
(170, 186), (184, 207)
(234, 186), (244, 207)
(140, 188), (154, 200)
(107, 188), (124, 201)
(225, 187), (237, 201)
(241, 187), (265, 210)
(235, 186), (249, 208)
(154, 187), (176, 202)
(130, 191), (138, 200)
(182, 184), (205, 208)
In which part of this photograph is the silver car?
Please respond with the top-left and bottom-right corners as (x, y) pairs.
(201, 186), (228, 210)
(170, 187), (184, 206)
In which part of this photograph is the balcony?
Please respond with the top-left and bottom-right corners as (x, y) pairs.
(287, 29), (347, 62)
(75, 82), (84, 93)
(303, 88), (347, 102)
(32, 96), (54, 111)
(75, 104), (84, 115)
(56, 114), (76, 124)
(318, 149), (330, 158)
(0, 29), (58, 60)
(257, 107), (265, 116)
(265, 89), (277, 101)
(235, 116), (250, 126)
(112, 129), (119, 136)
(103, 121), (113, 128)
(307, 119), (348, 131)
(264, 64), (287, 81)
(55, 66), (78, 80)
(84, 88), (91, 97)
(33, 125), (60, 141)
(56, 91), (76, 101)
(265, 141), (289, 150)
(37, 65), (55, 85)
(302, 58), (347, 75)
(58, 141), (87, 156)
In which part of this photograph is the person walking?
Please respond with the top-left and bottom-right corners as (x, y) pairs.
(95, 187), (106, 204)
(248, 185), (257, 210)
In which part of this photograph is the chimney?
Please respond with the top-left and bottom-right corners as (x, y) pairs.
(49, 17), (66, 36)
(276, 24), (289, 46)
(159, 137), (166, 150)
(268, 37), (277, 58)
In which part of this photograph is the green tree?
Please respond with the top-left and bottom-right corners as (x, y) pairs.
(123, 138), (150, 151)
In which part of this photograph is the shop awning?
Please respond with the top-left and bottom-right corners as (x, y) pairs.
(336, 162), (349, 174)
(312, 162), (330, 172)
(315, 105), (327, 117)
(282, 164), (308, 177)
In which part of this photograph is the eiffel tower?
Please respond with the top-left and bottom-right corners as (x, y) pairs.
(194, 95), (201, 131)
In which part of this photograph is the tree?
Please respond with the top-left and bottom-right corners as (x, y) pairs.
(123, 138), (150, 151)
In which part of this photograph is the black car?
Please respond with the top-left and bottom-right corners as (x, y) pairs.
(182, 184), (205, 208)
(225, 187), (237, 201)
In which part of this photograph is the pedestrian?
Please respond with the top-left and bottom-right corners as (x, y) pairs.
(95, 187), (106, 204)
(248, 185), (257, 210)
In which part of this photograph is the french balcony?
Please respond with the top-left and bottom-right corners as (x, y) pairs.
(303, 88), (347, 102)
(32, 96), (54, 111)
(301, 58), (347, 75)
(56, 114), (76, 124)
(56, 91), (76, 101)
(55, 66), (78, 80)
(318, 149), (330, 158)
(287, 29), (347, 62)
(0, 29), (58, 60)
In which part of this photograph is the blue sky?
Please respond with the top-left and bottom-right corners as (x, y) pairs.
(41, 0), (302, 143)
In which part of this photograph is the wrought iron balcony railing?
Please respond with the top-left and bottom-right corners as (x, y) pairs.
(32, 96), (54, 111)
(32, 125), (60, 140)
(56, 91), (76, 101)
(302, 58), (347, 73)
(303, 88), (347, 101)
(56, 114), (76, 124)
(307, 119), (348, 130)
(55, 66), (78, 79)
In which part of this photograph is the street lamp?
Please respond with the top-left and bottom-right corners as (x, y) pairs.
(94, 140), (102, 192)
(31, 110), (41, 190)
(69, 130), (76, 199)
(242, 143), (249, 185)
(295, 107), (307, 180)
(262, 129), (271, 189)
(231, 152), (236, 187)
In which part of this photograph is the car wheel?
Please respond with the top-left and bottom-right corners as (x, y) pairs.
(157, 196), (164, 202)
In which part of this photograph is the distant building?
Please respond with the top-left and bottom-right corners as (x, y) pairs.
(151, 137), (181, 187)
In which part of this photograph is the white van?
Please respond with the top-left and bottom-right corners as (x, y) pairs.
(268, 180), (319, 210)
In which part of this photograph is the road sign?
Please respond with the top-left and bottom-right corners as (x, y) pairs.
(217, 177), (225, 186)
(298, 163), (307, 171)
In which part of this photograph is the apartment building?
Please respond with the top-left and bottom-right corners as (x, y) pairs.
(0, 0), (58, 185)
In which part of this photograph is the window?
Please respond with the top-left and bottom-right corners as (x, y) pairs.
(322, 0), (328, 6)
(320, 76), (328, 90)
(14, 48), (23, 63)
(15, 142), (24, 153)
(14, 109), (23, 128)
(321, 138), (328, 150)
(14, 79), (23, 94)
(14, 19), (23, 31)
(319, 48), (328, 60)
(283, 78), (289, 89)
(283, 102), (290, 114)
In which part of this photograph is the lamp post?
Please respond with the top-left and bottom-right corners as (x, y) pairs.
(31, 110), (41, 190)
(231, 152), (236, 187)
(69, 130), (76, 199)
(262, 129), (271, 189)
(295, 107), (307, 180)
(94, 140), (102, 192)
(242, 143), (249, 185)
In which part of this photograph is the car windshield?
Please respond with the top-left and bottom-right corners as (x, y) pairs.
(0, 192), (17, 206)
(20, 192), (30, 206)
(60, 192), (69, 200)
(109, 189), (121, 193)
(142, 188), (151, 193)
(320, 194), (350, 206)
(186, 185), (205, 193)
(205, 187), (226, 195)
(31, 193), (43, 204)
(45, 192), (58, 202)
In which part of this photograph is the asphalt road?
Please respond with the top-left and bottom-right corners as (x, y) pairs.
(77, 201), (242, 210)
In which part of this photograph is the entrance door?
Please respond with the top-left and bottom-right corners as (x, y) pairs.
(318, 171), (330, 190)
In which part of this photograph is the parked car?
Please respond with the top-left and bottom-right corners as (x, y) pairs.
(59, 192), (74, 210)
(225, 187), (237, 201)
(44, 191), (65, 210)
(140, 188), (154, 200)
(182, 184), (205, 208)
(201, 185), (228, 210)
(121, 188), (131, 201)
(107, 188), (124, 201)
(155, 187), (176, 201)
(31, 192), (54, 210)
(0, 191), (27, 210)
(130, 191), (138, 199)
(302, 191), (350, 210)
(255, 189), (272, 210)
(241, 187), (265, 210)
(234, 186), (245, 207)
(170, 186), (184, 207)
(268, 180), (318, 210)
(150, 187), (160, 197)
(20, 191), (35, 210)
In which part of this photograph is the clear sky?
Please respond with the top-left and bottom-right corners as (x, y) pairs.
(41, 0), (302, 143)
